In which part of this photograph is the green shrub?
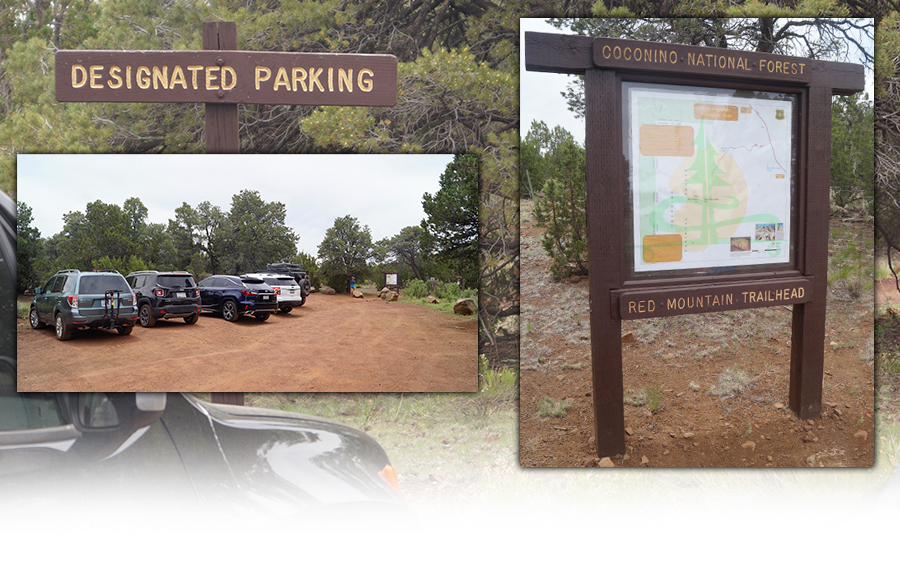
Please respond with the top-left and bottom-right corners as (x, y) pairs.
(404, 279), (428, 298)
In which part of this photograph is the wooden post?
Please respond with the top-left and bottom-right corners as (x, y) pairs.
(202, 21), (239, 153)
(789, 86), (832, 419)
(586, 68), (626, 457)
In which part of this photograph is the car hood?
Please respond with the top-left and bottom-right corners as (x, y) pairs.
(164, 394), (402, 514)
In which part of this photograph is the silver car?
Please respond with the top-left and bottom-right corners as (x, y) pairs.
(242, 273), (305, 313)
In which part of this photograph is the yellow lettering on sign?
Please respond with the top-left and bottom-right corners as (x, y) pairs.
(273, 67), (290, 91)
(152, 66), (168, 90)
(170, 66), (187, 89)
(328, 67), (334, 92)
(292, 67), (308, 92)
(221, 66), (237, 90)
(206, 66), (220, 90)
(667, 298), (677, 311)
(187, 65), (204, 90)
(255, 66), (272, 90)
(90, 65), (103, 89)
(338, 68), (353, 92)
(308, 67), (325, 92)
(108, 66), (123, 89)
(358, 68), (374, 92)
(136, 66), (151, 89)
(72, 65), (87, 88)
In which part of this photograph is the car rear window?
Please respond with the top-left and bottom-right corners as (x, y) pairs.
(157, 275), (196, 288)
(275, 277), (298, 285)
(242, 278), (266, 285)
(78, 275), (130, 295)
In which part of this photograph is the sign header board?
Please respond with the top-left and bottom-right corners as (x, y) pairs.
(56, 50), (397, 106)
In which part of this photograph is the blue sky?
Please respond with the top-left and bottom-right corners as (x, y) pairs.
(17, 153), (454, 256)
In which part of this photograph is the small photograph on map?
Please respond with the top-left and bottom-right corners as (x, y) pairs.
(775, 223), (784, 240)
(730, 236), (751, 252)
(755, 223), (777, 241)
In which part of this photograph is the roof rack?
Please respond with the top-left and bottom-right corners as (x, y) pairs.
(58, 269), (81, 274)
(91, 269), (120, 274)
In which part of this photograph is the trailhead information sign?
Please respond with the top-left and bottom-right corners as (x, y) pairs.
(627, 83), (796, 274)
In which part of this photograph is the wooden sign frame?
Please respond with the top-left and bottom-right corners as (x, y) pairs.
(525, 32), (864, 458)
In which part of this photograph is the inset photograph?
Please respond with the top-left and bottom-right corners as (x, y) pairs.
(16, 153), (479, 392)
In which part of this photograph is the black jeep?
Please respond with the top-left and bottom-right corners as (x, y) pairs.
(126, 270), (201, 327)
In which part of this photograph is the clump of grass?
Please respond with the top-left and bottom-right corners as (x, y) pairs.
(647, 381), (665, 414)
(16, 301), (29, 320)
(708, 365), (754, 397)
(538, 397), (572, 418)
(688, 381), (701, 392)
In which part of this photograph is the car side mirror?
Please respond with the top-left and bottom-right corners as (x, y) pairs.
(34, 287), (42, 295)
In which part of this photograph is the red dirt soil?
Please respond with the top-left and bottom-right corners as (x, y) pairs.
(519, 201), (875, 468)
(17, 291), (478, 393)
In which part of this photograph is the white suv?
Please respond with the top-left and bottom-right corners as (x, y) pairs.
(241, 273), (305, 313)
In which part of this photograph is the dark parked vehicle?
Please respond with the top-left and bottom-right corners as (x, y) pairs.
(0, 386), (404, 521)
(29, 269), (138, 340)
(197, 274), (278, 322)
(126, 270), (201, 327)
(264, 263), (310, 305)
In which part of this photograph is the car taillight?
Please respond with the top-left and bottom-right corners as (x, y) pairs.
(154, 289), (164, 296)
(239, 290), (256, 297)
(67, 295), (78, 308)
(194, 289), (200, 297)
(378, 464), (399, 491)
(131, 293), (137, 306)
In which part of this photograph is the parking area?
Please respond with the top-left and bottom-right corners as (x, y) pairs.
(17, 293), (478, 393)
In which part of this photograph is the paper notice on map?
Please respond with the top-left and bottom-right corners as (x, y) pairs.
(628, 84), (794, 273)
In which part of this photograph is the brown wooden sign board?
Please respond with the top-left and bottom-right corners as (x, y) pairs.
(617, 277), (811, 320)
(56, 50), (397, 106)
(525, 31), (865, 458)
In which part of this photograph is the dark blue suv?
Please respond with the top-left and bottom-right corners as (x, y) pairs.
(197, 275), (278, 322)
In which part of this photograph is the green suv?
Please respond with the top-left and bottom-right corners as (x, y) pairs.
(29, 269), (139, 341)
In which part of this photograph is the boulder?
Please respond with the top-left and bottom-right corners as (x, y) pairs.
(453, 298), (477, 315)
(387, 292), (399, 301)
(321, 286), (336, 295)
(425, 295), (439, 304)
(352, 290), (364, 299)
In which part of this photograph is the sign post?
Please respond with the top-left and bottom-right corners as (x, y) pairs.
(54, 22), (397, 404)
(525, 32), (864, 457)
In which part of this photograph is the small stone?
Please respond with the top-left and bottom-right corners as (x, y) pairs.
(641, 456), (650, 465)
(625, 427), (634, 436)
(623, 454), (630, 462)
(854, 430), (867, 440)
(599, 457), (615, 467)
(621, 332), (635, 344)
(663, 449), (670, 455)
(741, 441), (756, 451)
(683, 445), (690, 452)
(683, 432), (694, 439)
(774, 403), (784, 409)
(569, 275), (581, 283)
(807, 419), (816, 426)
(767, 456), (773, 462)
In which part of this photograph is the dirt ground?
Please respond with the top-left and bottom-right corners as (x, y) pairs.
(519, 201), (875, 468)
(16, 291), (478, 393)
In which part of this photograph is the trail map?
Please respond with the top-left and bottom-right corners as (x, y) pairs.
(628, 85), (794, 273)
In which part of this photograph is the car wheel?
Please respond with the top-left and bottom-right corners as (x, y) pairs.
(255, 312), (270, 321)
(299, 297), (306, 307)
(279, 306), (292, 313)
(183, 313), (199, 324)
(29, 307), (45, 329)
(55, 313), (72, 341)
(222, 299), (239, 322)
(117, 324), (133, 336)
(139, 303), (156, 327)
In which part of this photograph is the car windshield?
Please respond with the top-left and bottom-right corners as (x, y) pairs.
(78, 275), (130, 295)
(157, 275), (196, 288)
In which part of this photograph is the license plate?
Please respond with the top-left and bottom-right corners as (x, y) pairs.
(261, 295), (270, 301)
(176, 292), (186, 298)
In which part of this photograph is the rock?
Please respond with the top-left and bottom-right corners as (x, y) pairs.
(380, 287), (390, 294)
(569, 275), (581, 284)
(774, 403), (784, 409)
(387, 292), (399, 302)
(683, 432), (694, 439)
(351, 290), (364, 298)
(453, 298), (476, 315)
(641, 456), (650, 465)
(621, 331), (635, 344)
(625, 427), (634, 436)
(321, 286), (336, 295)
(741, 441), (756, 451)
(598, 457), (615, 467)
(425, 295), (439, 304)
(854, 430), (867, 440)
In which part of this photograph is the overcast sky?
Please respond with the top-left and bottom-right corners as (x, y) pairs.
(520, 18), (874, 147)
(17, 153), (454, 256)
